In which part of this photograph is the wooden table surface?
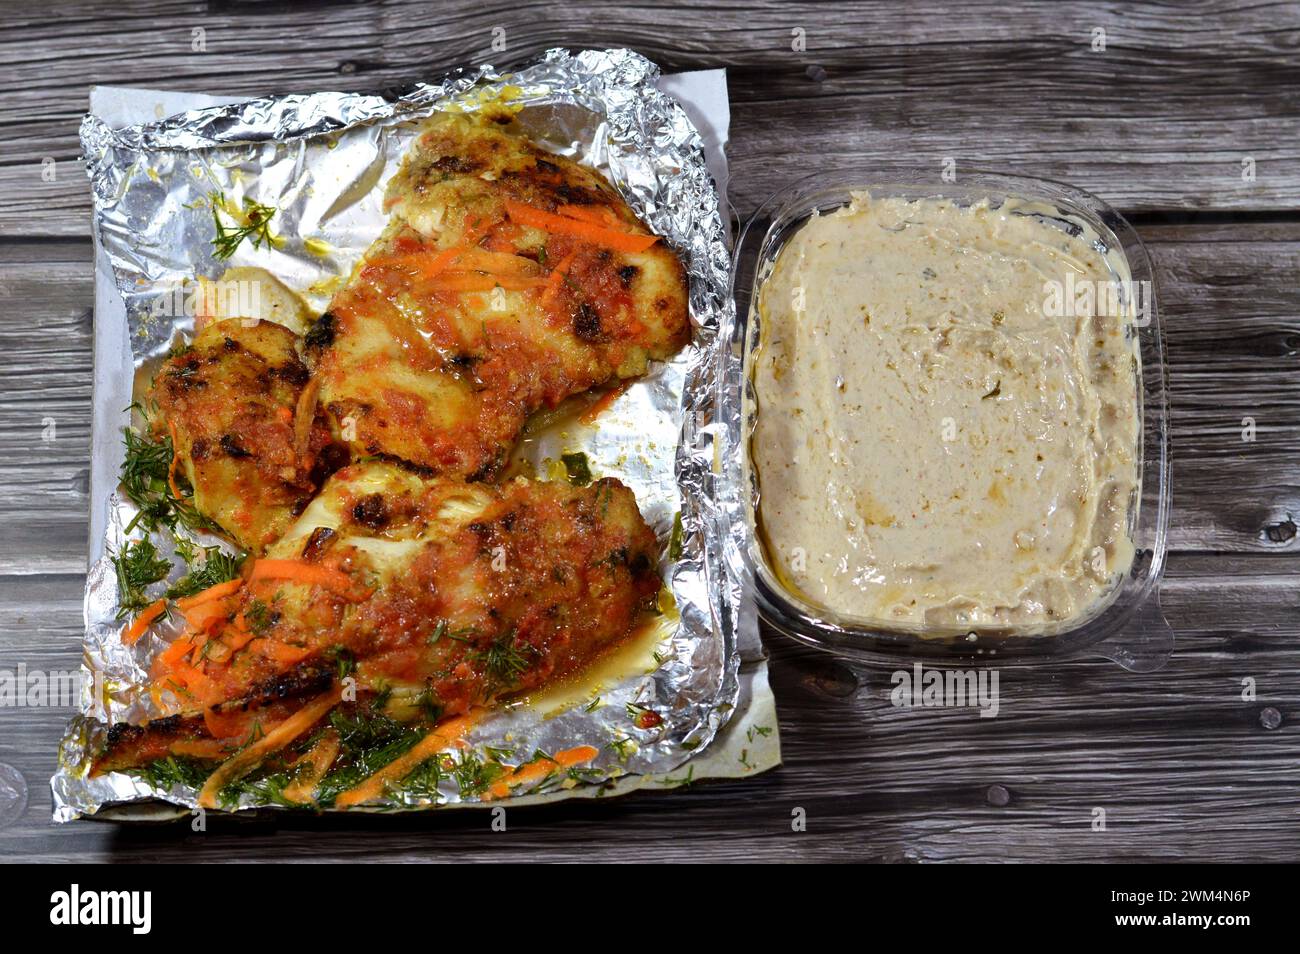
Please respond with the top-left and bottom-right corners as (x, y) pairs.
(1, 0), (1298, 863)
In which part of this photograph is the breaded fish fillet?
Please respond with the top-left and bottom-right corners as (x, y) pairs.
(148, 318), (339, 552)
(310, 112), (690, 478)
(94, 462), (662, 775)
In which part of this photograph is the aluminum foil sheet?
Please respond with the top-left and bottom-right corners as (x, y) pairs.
(54, 48), (743, 820)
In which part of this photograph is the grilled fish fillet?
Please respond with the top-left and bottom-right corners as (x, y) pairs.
(149, 318), (340, 552)
(309, 112), (690, 478)
(94, 462), (661, 773)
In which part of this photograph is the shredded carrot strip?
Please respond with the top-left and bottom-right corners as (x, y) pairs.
(223, 628), (256, 653)
(197, 687), (342, 809)
(485, 745), (600, 800)
(541, 251), (577, 310)
(123, 598), (167, 646)
(579, 383), (628, 424)
(430, 272), (547, 293)
(197, 637), (231, 664)
(162, 661), (214, 703)
(171, 738), (228, 759)
(454, 246), (542, 276)
(181, 600), (230, 635)
(175, 578), (244, 612)
(250, 638), (313, 666)
(293, 375), (320, 463)
(363, 245), (462, 281)
(556, 204), (621, 227)
(460, 215), (490, 245)
(249, 559), (368, 599)
(157, 633), (199, 670)
(283, 729), (342, 804)
(334, 713), (476, 808)
(202, 706), (246, 739)
(504, 199), (659, 253)
(166, 420), (183, 499)
(484, 224), (523, 253)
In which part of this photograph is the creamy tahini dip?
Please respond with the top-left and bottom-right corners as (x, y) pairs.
(751, 193), (1139, 629)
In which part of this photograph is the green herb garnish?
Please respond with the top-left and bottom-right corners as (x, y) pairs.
(399, 756), (446, 801)
(313, 703), (424, 806)
(119, 427), (175, 533)
(210, 191), (278, 260)
(244, 598), (273, 635)
(449, 748), (506, 798)
(474, 629), (532, 691)
(326, 646), (357, 680)
(667, 511), (684, 561)
(132, 756), (210, 791)
(561, 451), (592, 486)
(607, 735), (635, 762)
(112, 537), (172, 619)
(166, 547), (245, 599)
(119, 424), (214, 537)
(221, 772), (302, 809)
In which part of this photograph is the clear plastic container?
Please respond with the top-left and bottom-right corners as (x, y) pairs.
(725, 170), (1171, 669)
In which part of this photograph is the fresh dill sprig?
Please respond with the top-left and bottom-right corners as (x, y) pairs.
(328, 702), (411, 755)
(449, 748), (506, 798)
(112, 537), (172, 619)
(237, 720), (266, 752)
(607, 734), (635, 762)
(312, 701), (424, 806)
(474, 630), (532, 691)
(399, 755), (446, 801)
(244, 598), (274, 635)
(414, 688), (443, 722)
(210, 191), (278, 260)
(325, 645), (357, 681)
(658, 765), (695, 787)
(119, 425), (217, 538)
(165, 547), (245, 599)
(131, 756), (210, 791)
(220, 771), (304, 810)
(119, 427), (174, 533)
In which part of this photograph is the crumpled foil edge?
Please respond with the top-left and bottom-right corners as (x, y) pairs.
(54, 48), (742, 820)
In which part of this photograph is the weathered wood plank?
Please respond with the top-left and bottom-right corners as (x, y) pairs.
(0, 221), (1296, 576)
(1, 0), (1298, 237)
(0, 242), (93, 575)
(1, 553), (1295, 861)
(1, 0), (1297, 864)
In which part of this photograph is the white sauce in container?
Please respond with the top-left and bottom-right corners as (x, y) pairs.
(752, 193), (1139, 629)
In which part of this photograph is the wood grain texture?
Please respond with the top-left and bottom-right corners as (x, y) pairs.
(0, 0), (1297, 863)
(1, 0), (1299, 236)
(1, 227), (1295, 574)
(0, 555), (1296, 862)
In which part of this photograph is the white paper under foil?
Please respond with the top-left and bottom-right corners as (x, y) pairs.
(55, 50), (777, 821)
